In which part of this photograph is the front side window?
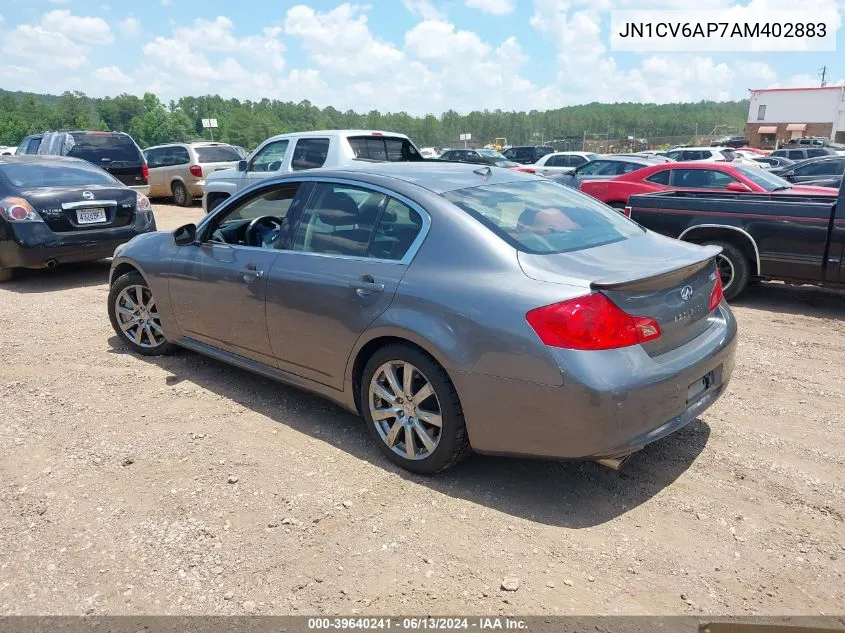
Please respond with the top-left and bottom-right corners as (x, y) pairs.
(441, 180), (642, 255)
(206, 183), (302, 248)
(249, 140), (289, 172)
(291, 138), (330, 171)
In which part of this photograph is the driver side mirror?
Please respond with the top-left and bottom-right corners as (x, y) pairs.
(726, 182), (752, 192)
(173, 223), (197, 246)
(237, 160), (248, 172)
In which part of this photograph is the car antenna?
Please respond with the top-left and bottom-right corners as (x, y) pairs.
(473, 165), (492, 178)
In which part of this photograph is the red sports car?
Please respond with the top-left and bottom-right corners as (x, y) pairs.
(579, 162), (839, 210)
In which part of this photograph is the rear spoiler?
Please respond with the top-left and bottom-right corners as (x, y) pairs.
(590, 245), (721, 292)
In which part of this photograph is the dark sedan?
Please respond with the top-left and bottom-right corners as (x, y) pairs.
(550, 155), (663, 188)
(770, 155), (845, 185)
(439, 148), (520, 168)
(0, 156), (156, 282)
(107, 162), (736, 474)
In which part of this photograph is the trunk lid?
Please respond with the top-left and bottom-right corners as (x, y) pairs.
(518, 231), (721, 355)
(198, 161), (239, 178)
(23, 184), (137, 232)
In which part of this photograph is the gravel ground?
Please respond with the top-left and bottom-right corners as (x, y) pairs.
(0, 203), (843, 616)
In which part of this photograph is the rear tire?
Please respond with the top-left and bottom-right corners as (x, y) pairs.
(171, 181), (190, 207)
(0, 267), (13, 283)
(360, 344), (471, 475)
(705, 240), (750, 301)
(108, 271), (176, 356)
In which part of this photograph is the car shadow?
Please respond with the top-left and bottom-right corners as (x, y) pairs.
(109, 336), (709, 528)
(3, 260), (110, 293)
(732, 281), (845, 320)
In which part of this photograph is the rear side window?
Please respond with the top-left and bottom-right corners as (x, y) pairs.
(787, 150), (805, 160)
(442, 180), (642, 255)
(172, 147), (190, 165)
(291, 138), (330, 171)
(196, 145), (241, 163)
(347, 136), (422, 162)
(645, 170), (671, 185)
(806, 149), (828, 158)
(68, 133), (142, 164)
(0, 161), (117, 187)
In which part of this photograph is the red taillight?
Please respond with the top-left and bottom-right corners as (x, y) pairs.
(189, 164), (203, 177)
(709, 274), (724, 312)
(141, 163), (149, 183)
(515, 166), (535, 173)
(526, 293), (662, 351)
(623, 206), (632, 217)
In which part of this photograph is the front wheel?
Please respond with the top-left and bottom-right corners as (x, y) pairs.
(172, 181), (191, 207)
(108, 271), (175, 356)
(360, 344), (471, 475)
(705, 241), (750, 301)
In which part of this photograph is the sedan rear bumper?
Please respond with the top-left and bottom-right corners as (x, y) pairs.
(452, 304), (737, 460)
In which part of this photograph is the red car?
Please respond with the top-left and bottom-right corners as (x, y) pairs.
(579, 162), (839, 210)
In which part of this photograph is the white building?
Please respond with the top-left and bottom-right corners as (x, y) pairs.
(745, 86), (845, 148)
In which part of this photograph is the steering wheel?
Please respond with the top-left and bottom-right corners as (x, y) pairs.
(244, 216), (284, 248)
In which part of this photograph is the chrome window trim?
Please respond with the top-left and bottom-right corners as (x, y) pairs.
(62, 199), (118, 209)
(196, 176), (431, 267)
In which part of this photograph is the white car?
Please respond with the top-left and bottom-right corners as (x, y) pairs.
(532, 151), (599, 177)
(202, 130), (424, 213)
(419, 147), (440, 159)
(0, 146), (16, 156)
(663, 146), (761, 167)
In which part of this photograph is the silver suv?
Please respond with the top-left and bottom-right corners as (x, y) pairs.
(144, 142), (242, 206)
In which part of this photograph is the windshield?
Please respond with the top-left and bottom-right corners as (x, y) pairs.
(734, 166), (793, 191)
(441, 180), (643, 255)
(0, 161), (118, 188)
(196, 145), (241, 163)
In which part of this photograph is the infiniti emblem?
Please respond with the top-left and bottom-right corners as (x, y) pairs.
(680, 285), (694, 301)
(82, 191), (95, 200)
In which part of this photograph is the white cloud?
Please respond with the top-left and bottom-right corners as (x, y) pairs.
(173, 16), (286, 70)
(40, 9), (114, 44)
(465, 0), (516, 14)
(1, 24), (88, 69)
(119, 17), (141, 37)
(402, 0), (447, 20)
(93, 65), (133, 84)
(405, 20), (490, 61)
(284, 4), (404, 75)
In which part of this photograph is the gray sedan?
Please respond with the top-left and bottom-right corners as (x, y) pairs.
(107, 162), (737, 474)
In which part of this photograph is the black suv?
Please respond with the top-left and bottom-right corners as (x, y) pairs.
(710, 135), (749, 148)
(502, 145), (554, 165)
(16, 131), (149, 194)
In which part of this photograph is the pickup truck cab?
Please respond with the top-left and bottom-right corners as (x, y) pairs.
(202, 130), (424, 213)
(626, 180), (845, 300)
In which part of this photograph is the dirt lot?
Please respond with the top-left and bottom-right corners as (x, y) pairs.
(1, 202), (843, 616)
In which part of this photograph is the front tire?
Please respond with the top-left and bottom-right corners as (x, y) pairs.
(705, 240), (750, 301)
(360, 344), (471, 475)
(172, 181), (191, 207)
(108, 271), (175, 356)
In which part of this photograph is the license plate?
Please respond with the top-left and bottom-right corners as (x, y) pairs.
(77, 209), (106, 224)
(687, 370), (715, 403)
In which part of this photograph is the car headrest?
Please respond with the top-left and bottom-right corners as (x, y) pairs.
(316, 191), (359, 226)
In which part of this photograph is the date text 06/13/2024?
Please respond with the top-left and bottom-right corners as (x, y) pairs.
(307, 618), (529, 630)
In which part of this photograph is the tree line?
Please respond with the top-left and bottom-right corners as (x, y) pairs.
(0, 89), (749, 151)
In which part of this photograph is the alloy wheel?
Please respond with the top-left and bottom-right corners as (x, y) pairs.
(114, 284), (166, 348)
(368, 360), (443, 461)
(716, 254), (735, 293)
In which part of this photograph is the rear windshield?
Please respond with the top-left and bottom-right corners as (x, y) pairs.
(347, 136), (423, 162)
(0, 161), (118, 188)
(196, 145), (241, 163)
(68, 133), (142, 164)
(442, 180), (643, 255)
(478, 149), (506, 158)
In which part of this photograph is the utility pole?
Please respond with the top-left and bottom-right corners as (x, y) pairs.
(820, 66), (828, 87)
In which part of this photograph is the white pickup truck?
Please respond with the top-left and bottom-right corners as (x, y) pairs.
(202, 130), (424, 213)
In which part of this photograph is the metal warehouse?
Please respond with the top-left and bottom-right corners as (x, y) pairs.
(745, 86), (845, 148)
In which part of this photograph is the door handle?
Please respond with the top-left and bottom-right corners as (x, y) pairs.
(349, 275), (384, 296)
(238, 268), (264, 280)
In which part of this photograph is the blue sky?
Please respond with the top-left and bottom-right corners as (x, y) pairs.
(0, 0), (843, 115)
